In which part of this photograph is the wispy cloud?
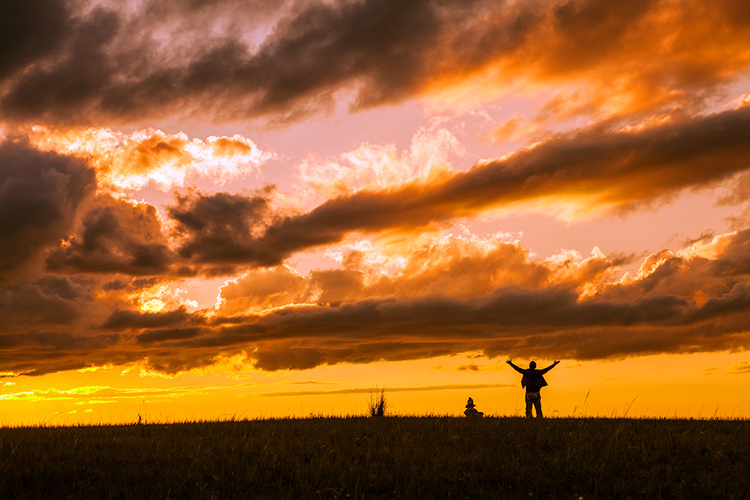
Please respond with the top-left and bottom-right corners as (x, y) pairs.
(728, 361), (750, 374)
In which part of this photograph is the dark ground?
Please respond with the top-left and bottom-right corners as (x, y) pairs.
(0, 416), (748, 499)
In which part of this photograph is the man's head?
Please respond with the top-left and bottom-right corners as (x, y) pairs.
(529, 361), (536, 369)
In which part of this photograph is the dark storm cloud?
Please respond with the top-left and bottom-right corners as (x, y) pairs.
(0, 139), (96, 278)
(136, 327), (204, 344)
(0, 0), (70, 79)
(0, 7), (122, 125)
(46, 194), (173, 275)
(0, 277), (90, 331)
(168, 189), (280, 267)
(0, 0), (445, 125)
(214, 284), (686, 342)
(233, 291), (750, 370)
(0, 327), (122, 377)
(140, 284), (686, 371)
(243, 0), (443, 119)
(686, 282), (750, 325)
(101, 306), (200, 331)
(101, 277), (160, 292)
(709, 230), (750, 277)
(2, 0), (748, 126)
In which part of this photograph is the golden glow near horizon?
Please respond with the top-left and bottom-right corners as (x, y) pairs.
(2, 0), (750, 425)
(2, 351), (750, 426)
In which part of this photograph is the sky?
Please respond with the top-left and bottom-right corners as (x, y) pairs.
(2, 0), (750, 424)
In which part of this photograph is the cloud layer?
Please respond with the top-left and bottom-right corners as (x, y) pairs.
(2, 0), (750, 377)
(2, 0), (749, 127)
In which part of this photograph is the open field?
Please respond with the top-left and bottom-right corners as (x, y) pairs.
(0, 416), (748, 499)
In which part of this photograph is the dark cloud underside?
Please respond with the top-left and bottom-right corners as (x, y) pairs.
(0, 139), (95, 278)
(2, 0), (749, 126)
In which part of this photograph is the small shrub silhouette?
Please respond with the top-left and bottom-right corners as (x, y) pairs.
(367, 387), (387, 417)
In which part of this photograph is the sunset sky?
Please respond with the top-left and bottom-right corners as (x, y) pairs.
(2, 0), (750, 424)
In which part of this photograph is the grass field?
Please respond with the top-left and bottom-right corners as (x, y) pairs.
(0, 416), (748, 499)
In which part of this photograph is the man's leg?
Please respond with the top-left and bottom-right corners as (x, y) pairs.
(534, 397), (543, 418)
(525, 395), (533, 418)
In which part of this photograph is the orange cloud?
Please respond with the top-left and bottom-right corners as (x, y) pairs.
(2, 221), (750, 376)
(28, 127), (271, 191)
(163, 106), (750, 271)
(426, 0), (750, 125)
(218, 265), (306, 315)
(14, 115), (698, 285)
(296, 121), (461, 204)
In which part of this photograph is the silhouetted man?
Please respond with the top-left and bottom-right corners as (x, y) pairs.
(506, 359), (560, 418)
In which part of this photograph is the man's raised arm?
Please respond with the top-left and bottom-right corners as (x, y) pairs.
(506, 359), (525, 374)
(540, 360), (560, 374)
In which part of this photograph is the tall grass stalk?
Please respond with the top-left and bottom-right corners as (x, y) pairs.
(367, 387), (388, 417)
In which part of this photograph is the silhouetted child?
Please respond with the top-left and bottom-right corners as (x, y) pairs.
(506, 359), (560, 418)
(464, 397), (484, 418)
